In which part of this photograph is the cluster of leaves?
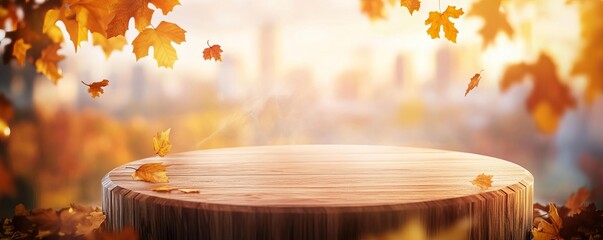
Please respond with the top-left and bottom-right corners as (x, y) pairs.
(0, 204), (136, 240)
(533, 188), (603, 240)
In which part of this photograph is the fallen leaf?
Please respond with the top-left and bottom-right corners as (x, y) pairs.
(532, 203), (562, 240)
(132, 21), (186, 68)
(400, 0), (420, 15)
(470, 173), (493, 190)
(467, 0), (513, 48)
(12, 39), (31, 66)
(82, 79), (109, 98)
(203, 42), (223, 62)
(178, 189), (200, 194)
(76, 211), (106, 236)
(500, 53), (576, 133)
(92, 33), (127, 58)
(565, 187), (590, 216)
(35, 43), (65, 84)
(14, 204), (28, 216)
(152, 186), (176, 192)
(153, 128), (172, 157)
(425, 5), (464, 43)
(360, 0), (386, 21)
(27, 208), (61, 233)
(131, 163), (169, 183)
(465, 70), (482, 96)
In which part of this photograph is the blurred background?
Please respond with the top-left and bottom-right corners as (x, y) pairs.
(1, 0), (602, 217)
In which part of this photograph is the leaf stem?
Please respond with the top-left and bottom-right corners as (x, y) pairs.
(150, 23), (156, 29)
(81, 81), (90, 86)
(207, 40), (211, 48)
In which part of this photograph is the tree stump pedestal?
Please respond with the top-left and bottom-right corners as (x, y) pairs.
(102, 145), (533, 239)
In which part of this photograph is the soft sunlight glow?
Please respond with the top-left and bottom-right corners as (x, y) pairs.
(480, 39), (524, 85)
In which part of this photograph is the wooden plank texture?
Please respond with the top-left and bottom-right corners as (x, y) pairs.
(102, 145), (533, 240)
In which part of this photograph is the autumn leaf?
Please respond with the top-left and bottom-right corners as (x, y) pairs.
(400, 0), (420, 15)
(465, 70), (482, 96)
(470, 173), (493, 190)
(467, 0), (513, 48)
(153, 128), (172, 157)
(203, 42), (223, 62)
(150, 0), (182, 15)
(152, 185), (176, 192)
(533, 203), (563, 240)
(132, 21), (187, 68)
(360, 0), (386, 21)
(35, 43), (65, 84)
(107, 0), (154, 37)
(501, 53), (576, 133)
(75, 211), (106, 236)
(82, 79), (109, 98)
(565, 187), (590, 216)
(425, 6), (464, 43)
(178, 188), (200, 194)
(0, 162), (15, 197)
(12, 39), (31, 66)
(92, 33), (127, 58)
(27, 208), (61, 233)
(131, 163), (169, 183)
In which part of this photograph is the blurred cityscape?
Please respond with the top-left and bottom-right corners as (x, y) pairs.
(1, 0), (602, 217)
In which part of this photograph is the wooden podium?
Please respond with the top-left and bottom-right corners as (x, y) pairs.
(102, 145), (533, 239)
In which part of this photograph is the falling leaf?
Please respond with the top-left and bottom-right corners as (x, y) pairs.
(400, 0), (420, 15)
(565, 187), (590, 216)
(178, 189), (200, 194)
(467, 0), (513, 48)
(12, 39), (31, 66)
(153, 128), (172, 157)
(92, 33), (127, 58)
(131, 163), (169, 183)
(533, 203), (563, 240)
(132, 21), (186, 68)
(360, 0), (386, 21)
(470, 173), (493, 190)
(152, 185), (176, 192)
(82, 79), (109, 98)
(501, 53), (576, 133)
(465, 70), (482, 96)
(35, 43), (65, 84)
(203, 42), (223, 62)
(425, 5), (464, 43)
(0, 163), (15, 197)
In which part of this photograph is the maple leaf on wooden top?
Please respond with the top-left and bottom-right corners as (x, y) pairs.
(465, 70), (483, 96)
(425, 6), (464, 43)
(203, 42), (223, 62)
(131, 163), (169, 183)
(132, 21), (186, 68)
(12, 39), (31, 66)
(470, 173), (493, 190)
(468, 0), (513, 48)
(564, 187), (590, 216)
(82, 79), (109, 98)
(361, 0), (386, 21)
(400, 0), (420, 15)
(532, 203), (563, 240)
(153, 128), (172, 157)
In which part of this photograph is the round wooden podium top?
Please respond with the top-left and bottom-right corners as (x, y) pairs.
(104, 145), (533, 209)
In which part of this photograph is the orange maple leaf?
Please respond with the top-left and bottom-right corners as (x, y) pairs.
(132, 21), (186, 68)
(107, 0), (154, 37)
(465, 70), (483, 96)
(361, 0), (386, 21)
(82, 79), (109, 99)
(400, 0), (420, 15)
(425, 6), (464, 43)
(470, 173), (493, 190)
(467, 0), (513, 48)
(532, 203), (563, 240)
(150, 0), (181, 15)
(12, 39), (31, 66)
(501, 53), (576, 133)
(131, 163), (169, 183)
(35, 44), (65, 84)
(203, 41), (223, 62)
(564, 187), (590, 216)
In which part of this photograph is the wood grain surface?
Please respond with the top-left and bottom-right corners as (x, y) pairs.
(102, 145), (533, 240)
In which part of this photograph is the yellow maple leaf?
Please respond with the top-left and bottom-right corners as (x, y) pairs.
(532, 203), (563, 240)
(82, 79), (109, 98)
(425, 5), (464, 43)
(400, 0), (420, 15)
(203, 42), (223, 62)
(92, 33), (127, 58)
(153, 128), (172, 157)
(42, 9), (64, 43)
(35, 44), (65, 84)
(12, 39), (31, 66)
(467, 0), (513, 48)
(360, 0), (386, 21)
(107, 0), (154, 37)
(150, 0), (181, 15)
(465, 70), (483, 96)
(564, 187), (590, 216)
(131, 163), (169, 183)
(132, 21), (186, 68)
(152, 185), (176, 192)
(470, 173), (493, 190)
